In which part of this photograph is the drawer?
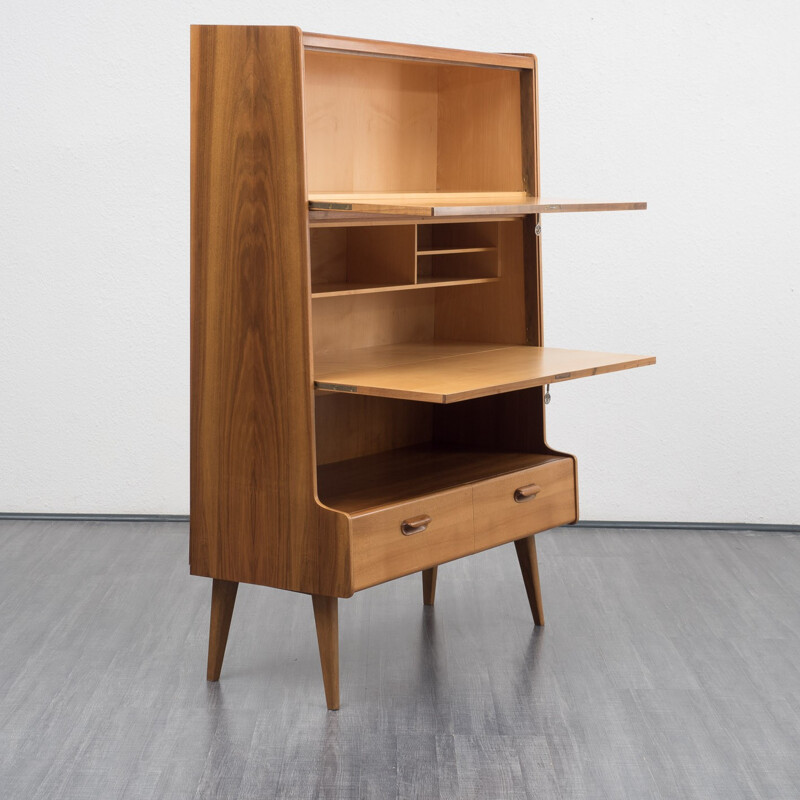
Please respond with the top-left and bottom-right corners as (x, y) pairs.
(473, 457), (576, 551)
(350, 486), (474, 590)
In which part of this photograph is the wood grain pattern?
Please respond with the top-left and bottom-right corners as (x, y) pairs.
(309, 227), (348, 284)
(314, 341), (656, 403)
(422, 567), (438, 606)
(472, 459), (577, 551)
(310, 224), (417, 292)
(417, 220), (499, 250)
(308, 192), (647, 217)
(311, 290), (435, 355)
(314, 341), (544, 377)
(305, 55), (530, 196)
(436, 66), (523, 192)
(349, 486), (474, 591)
(434, 388), (546, 452)
(190, 25), (350, 596)
(514, 535), (545, 626)
(304, 52), (439, 193)
(346, 225), (416, 286)
(317, 445), (564, 514)
(311, 594), (340, 710)
(434, 219), (526, 344)
(314, 394), (433, 467)
(206, 578), (238, 680)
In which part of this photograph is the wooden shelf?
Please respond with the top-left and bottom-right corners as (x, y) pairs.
(311, 277), (499, 298)
(415, 277), (498, 288)
(318, 444), (567, 513)
(309, 192), (647, 218)
(314, 341), (655, 403)
(416, 246), (495, 256)
(312, 282), (410, 297)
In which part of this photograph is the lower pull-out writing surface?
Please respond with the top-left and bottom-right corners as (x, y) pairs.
(315, 341), (655, 403)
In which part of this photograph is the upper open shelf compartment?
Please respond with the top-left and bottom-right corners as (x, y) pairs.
(304, 50), (645, 216)
(309, 192), (646, 218)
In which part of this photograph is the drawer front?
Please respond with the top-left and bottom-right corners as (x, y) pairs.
(473, 458), (576, 551)
(350, 487), (474, 590)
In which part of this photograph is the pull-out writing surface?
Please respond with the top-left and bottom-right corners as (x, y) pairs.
(315, 341), (655, 403)
(309, 192), (647, 217)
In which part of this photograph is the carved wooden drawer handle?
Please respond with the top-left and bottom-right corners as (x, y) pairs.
(514, 484), (542, 503)
(401, 515), (432, 536)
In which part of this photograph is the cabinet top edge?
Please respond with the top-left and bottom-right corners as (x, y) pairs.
(303, 31), (535, 69)
(187, 26), (534, 69)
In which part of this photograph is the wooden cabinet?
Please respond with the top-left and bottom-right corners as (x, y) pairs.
(190, 26), (654, 709)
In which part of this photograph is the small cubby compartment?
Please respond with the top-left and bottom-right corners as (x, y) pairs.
(416, 221), (500, 283)
(311, 220), (505, 297)
(417, 221), (498, 253)
(310, 225), (416, 296)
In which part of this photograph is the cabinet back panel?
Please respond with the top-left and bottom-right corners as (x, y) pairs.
(312, 290), (435, 355)
(436, 65), (523, 192)
(417, 221), (499, 251)
(310, 228), (348, 284)
(310, 225), (416, 290)
(434, 219), (527, 344)
(315, 394), (433, 466)
(305, 52), (439, 192)
(433, 388), (546, 452)
(304, 51), (524, 193)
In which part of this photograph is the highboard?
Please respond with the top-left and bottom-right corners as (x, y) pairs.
(190, 26), (654, 709)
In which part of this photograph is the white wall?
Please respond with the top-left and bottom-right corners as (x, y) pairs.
(1, 1), (798, 522)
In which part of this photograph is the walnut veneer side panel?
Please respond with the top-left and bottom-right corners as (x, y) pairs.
(190, 25), (351, 597)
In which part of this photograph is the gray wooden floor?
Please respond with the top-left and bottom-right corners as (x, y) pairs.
(1, 520), (799, 799)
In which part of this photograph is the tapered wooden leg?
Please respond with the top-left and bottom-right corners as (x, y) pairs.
(514, 535), (545, 626)
(207, 578), (239, 681)
(312, 594), (339, 710)
(422, 566), (438, 606)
